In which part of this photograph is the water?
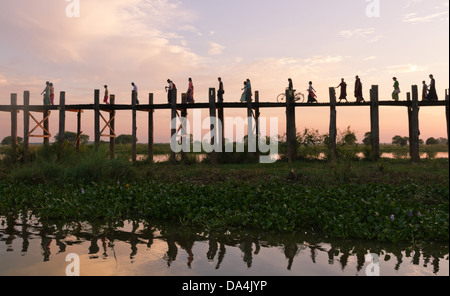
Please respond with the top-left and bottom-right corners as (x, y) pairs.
(0, 215), (447, 276)
(141, 152), (448, 163)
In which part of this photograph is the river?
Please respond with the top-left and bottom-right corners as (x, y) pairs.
(0, 215), (447, 276)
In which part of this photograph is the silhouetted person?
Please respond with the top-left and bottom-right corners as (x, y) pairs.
(240, 81), (248, 102)
(307, 81), (318, 103)
(288, 78), (293, 91)
(41, 81), (50, 105)
(422, 81), (428, 101)
(355, 75), (365, 103)
(49, 83), (55, 105)
(246, 79), (253, 102)
(131, 82), (139, 105)
(392, 77), (400, 101)
(287, 78), (295, 101)
(218, 77), (224, 103)
(426, 74), (438, 101)
(166, 79), (176, 104)
(335, 78), (348, 103)
(103, 85), (109, 104)
(186, 78), (195, 104)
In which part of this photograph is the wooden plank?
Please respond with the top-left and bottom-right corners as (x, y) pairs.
(28, 111), (51, 137)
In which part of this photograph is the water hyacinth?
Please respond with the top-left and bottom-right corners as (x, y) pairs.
(390, 215), (395, 221)
(409, 210), (413, 217)
(81, 188), (85, 194)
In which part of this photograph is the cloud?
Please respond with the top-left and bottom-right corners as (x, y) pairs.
(386, 64), (427, 74)
(402, 11), (449, 23)
(337, 28), (383, 43)
(0, 0), (205, 103)
(337, 28), (375, 39)
(208, 42), (225, 55)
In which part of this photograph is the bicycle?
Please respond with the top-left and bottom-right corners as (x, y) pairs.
(277, 90), (305, 103)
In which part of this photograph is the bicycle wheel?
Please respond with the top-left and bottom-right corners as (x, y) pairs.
(277, 94), (285, 103)
(296, 93), (305, 103)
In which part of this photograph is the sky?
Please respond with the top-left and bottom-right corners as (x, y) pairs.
(0, 0), (449, 144)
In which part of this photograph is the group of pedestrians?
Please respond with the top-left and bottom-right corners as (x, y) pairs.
(422, 74), (439, 102)
(41, 81), (55, 105)
(334, 74), (439, 103)
(334, 76), (366, 103)
(44, 74), (439, 106)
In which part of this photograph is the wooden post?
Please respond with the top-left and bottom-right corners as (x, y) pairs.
(76, 109), (81, 153)
(148, 93), (154, 163)
(94, 89), (100, 149)
(43, 108), (50, 147)
(181, 93), (188, 164)
(132, 90), (137, 164)
(407, 92), (412, 145)
(58, 92), (66, 148)
(329, 87), (337, 162)
(10, 94), (18, 160)
(255, 91), (260, 157)
(23, 91), (30, 164)
(247, 89), (254, 154)
(445, 89), (449, 159)
(217, 91), (225, 153)
(410, 85), (420, 163)
(110, 95), (116, 160)
(170, 89), (177, 164)
(209, 88), (217, 165)
(370, 85), (380, 161)
(286, 89), (297, 163)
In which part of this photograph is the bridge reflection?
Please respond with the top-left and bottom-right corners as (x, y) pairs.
(1, 214), (448, 275)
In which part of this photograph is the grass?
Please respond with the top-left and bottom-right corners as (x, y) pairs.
(0, 143), (448, 244)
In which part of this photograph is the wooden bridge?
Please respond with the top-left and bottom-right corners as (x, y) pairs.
(1, 85), (449, 164)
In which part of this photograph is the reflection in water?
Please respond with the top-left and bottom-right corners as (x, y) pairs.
(0, 214), (448, 276)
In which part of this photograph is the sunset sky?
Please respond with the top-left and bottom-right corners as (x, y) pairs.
(0, 0), (449, 144)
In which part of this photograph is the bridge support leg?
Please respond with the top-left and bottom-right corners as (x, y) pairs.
(328, 87), (337, 162)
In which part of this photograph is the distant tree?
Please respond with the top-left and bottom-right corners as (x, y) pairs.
(437, 137), (448, 145)
(362, 132), (372, 146)
(338, 126), (357, 146)
(297, 128), (325, 147)
(392, 135), (408, 147)
(426, 137), (440, 145)
(1, 136), (23, 145)
(116, 135), (137, 145)
(54, 132), (89, 145)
